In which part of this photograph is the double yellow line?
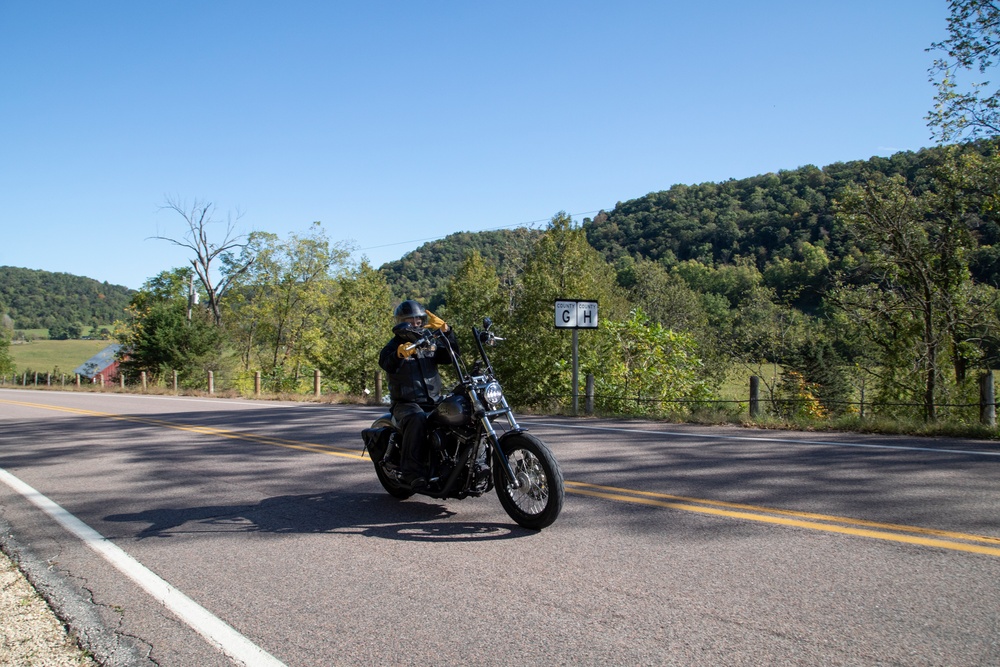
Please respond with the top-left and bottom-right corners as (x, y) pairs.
(566, 481), (1000, 557)
(0, 398), (366, 461)
(5, 397), (1000, 556)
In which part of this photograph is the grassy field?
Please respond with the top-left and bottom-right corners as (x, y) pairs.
(9, 339), (113, 375)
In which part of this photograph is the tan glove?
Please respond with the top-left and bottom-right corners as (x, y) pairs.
(425, 310), (448, 332)
(397, 343), (418, 359)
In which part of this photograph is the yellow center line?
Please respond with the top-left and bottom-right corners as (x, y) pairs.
(565, 481), (1000, 557)
(0, 398), (367, 461)
(5, 398), (999, 556)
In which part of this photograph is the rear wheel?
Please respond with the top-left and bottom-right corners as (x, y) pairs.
(494, 433), (564, 529)
(375, 463), (414, 499)
(372, 430), (413, 500)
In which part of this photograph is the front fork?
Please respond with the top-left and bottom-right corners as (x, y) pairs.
(471, 393), (522, 489)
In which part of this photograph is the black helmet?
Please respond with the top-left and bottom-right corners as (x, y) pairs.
(394, 299), (426, 326)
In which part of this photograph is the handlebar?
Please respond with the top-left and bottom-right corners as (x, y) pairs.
(403, 330), (438, 351)
(396, 318), (503, 381)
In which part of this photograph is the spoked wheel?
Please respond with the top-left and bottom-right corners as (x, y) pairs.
(494, 433), (564, 530)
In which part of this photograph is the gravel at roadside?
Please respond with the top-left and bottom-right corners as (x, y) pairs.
(1, 548), (96, 666)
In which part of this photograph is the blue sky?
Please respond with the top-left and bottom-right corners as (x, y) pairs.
(1, 1), (947, 290)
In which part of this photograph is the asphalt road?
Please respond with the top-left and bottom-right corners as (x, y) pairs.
(1, 388), (999, 666)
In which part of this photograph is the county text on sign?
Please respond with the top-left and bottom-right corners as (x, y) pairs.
(554, 300), (599, 329)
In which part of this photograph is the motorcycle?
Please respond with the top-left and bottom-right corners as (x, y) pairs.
(361, 317), (564, 530)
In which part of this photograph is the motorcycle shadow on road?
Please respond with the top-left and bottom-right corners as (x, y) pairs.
(104, 491), (531, 543)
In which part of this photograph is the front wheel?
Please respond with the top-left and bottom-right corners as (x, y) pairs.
(494, 433), (564, 529)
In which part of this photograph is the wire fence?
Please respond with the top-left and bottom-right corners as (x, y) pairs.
(3, 369), (997, 427)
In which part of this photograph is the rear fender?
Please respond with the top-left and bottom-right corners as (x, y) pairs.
(362, 414), (396, 461)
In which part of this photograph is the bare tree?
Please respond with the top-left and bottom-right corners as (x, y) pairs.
(152, 197), (256, 326)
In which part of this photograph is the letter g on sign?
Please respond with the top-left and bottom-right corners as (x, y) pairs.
(554, 300), (577, 329)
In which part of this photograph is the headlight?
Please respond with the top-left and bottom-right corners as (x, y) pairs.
(482, 382), (504, 407)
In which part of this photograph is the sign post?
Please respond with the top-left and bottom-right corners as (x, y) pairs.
(554, 300), (599, 415)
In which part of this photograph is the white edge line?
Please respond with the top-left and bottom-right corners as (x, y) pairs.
(528, 421), (1000, 458)
(0, 468), (286, 667)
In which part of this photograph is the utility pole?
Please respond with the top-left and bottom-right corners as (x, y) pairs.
(187, 273), (194, 322)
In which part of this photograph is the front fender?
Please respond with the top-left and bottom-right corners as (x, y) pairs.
(497, 428), (536, 449)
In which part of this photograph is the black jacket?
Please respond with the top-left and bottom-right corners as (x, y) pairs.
(378, 328), (460, 406)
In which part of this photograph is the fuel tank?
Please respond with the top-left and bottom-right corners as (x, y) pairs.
(432, 393), (470, 426)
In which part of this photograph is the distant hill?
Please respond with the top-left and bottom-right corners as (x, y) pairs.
(378, 143), (1000, 309)
(0, 266), (134, 330)
(379, 227), (542, 309)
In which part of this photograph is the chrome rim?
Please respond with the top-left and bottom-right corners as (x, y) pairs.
(506, 448), (549, 515)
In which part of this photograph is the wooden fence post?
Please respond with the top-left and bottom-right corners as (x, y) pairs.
(585, 373), (595, 415)
(255, 371), (261, 396)
(141, 371), (147, 391)
(750, 376), (761, 418)
(981, 371), (996, 427)
(208, 371), (214, 395)
(173, 370), (178, 392)
(120, 374), (125, 389)
(314, 369), (321, 397)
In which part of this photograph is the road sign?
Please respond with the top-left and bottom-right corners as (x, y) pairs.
(554, 300), (577, 328)
(576, 301), (598, 328)
(554, 300), (598, 329)
(553, 299), (599, 416)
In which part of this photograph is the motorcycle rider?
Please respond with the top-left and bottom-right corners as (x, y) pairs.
(378, 299), (460, 490)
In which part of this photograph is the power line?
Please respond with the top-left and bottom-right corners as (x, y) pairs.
(356, 210), (604, 252)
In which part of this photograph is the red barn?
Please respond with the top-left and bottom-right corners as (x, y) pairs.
(73, 344), (122, 384)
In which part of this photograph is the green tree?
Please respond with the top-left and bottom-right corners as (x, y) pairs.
(588, 308), (714, 416)
(725, 286), (810, 409)
(780, 332), (854, 417)
(0, 327), (14, 376)
(928, 0), (1000, 141)
(838, 175), (944, 419)
(835, 151), (1000, 420)
(223, 224), (350, 391)
(496, 213), (628, 407)
(440, 250), (505, 353)
(762, 241), (831, 307)
(48, 322), (83, 340)
(311, 260), (394, 395)
(115, 268), (225, 385)
(673, 258), (764, 308)
(617, 256), (727, 385)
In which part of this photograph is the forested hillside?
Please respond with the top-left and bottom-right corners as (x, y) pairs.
(0, 266), (133, 330)
(379, 143), (1000, 308)
(380, 228), (541, 308)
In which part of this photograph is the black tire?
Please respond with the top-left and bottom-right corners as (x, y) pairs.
(371, 428), (414, 500)
(494, 433), (564, 529)
(375, 463), (414, 499)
